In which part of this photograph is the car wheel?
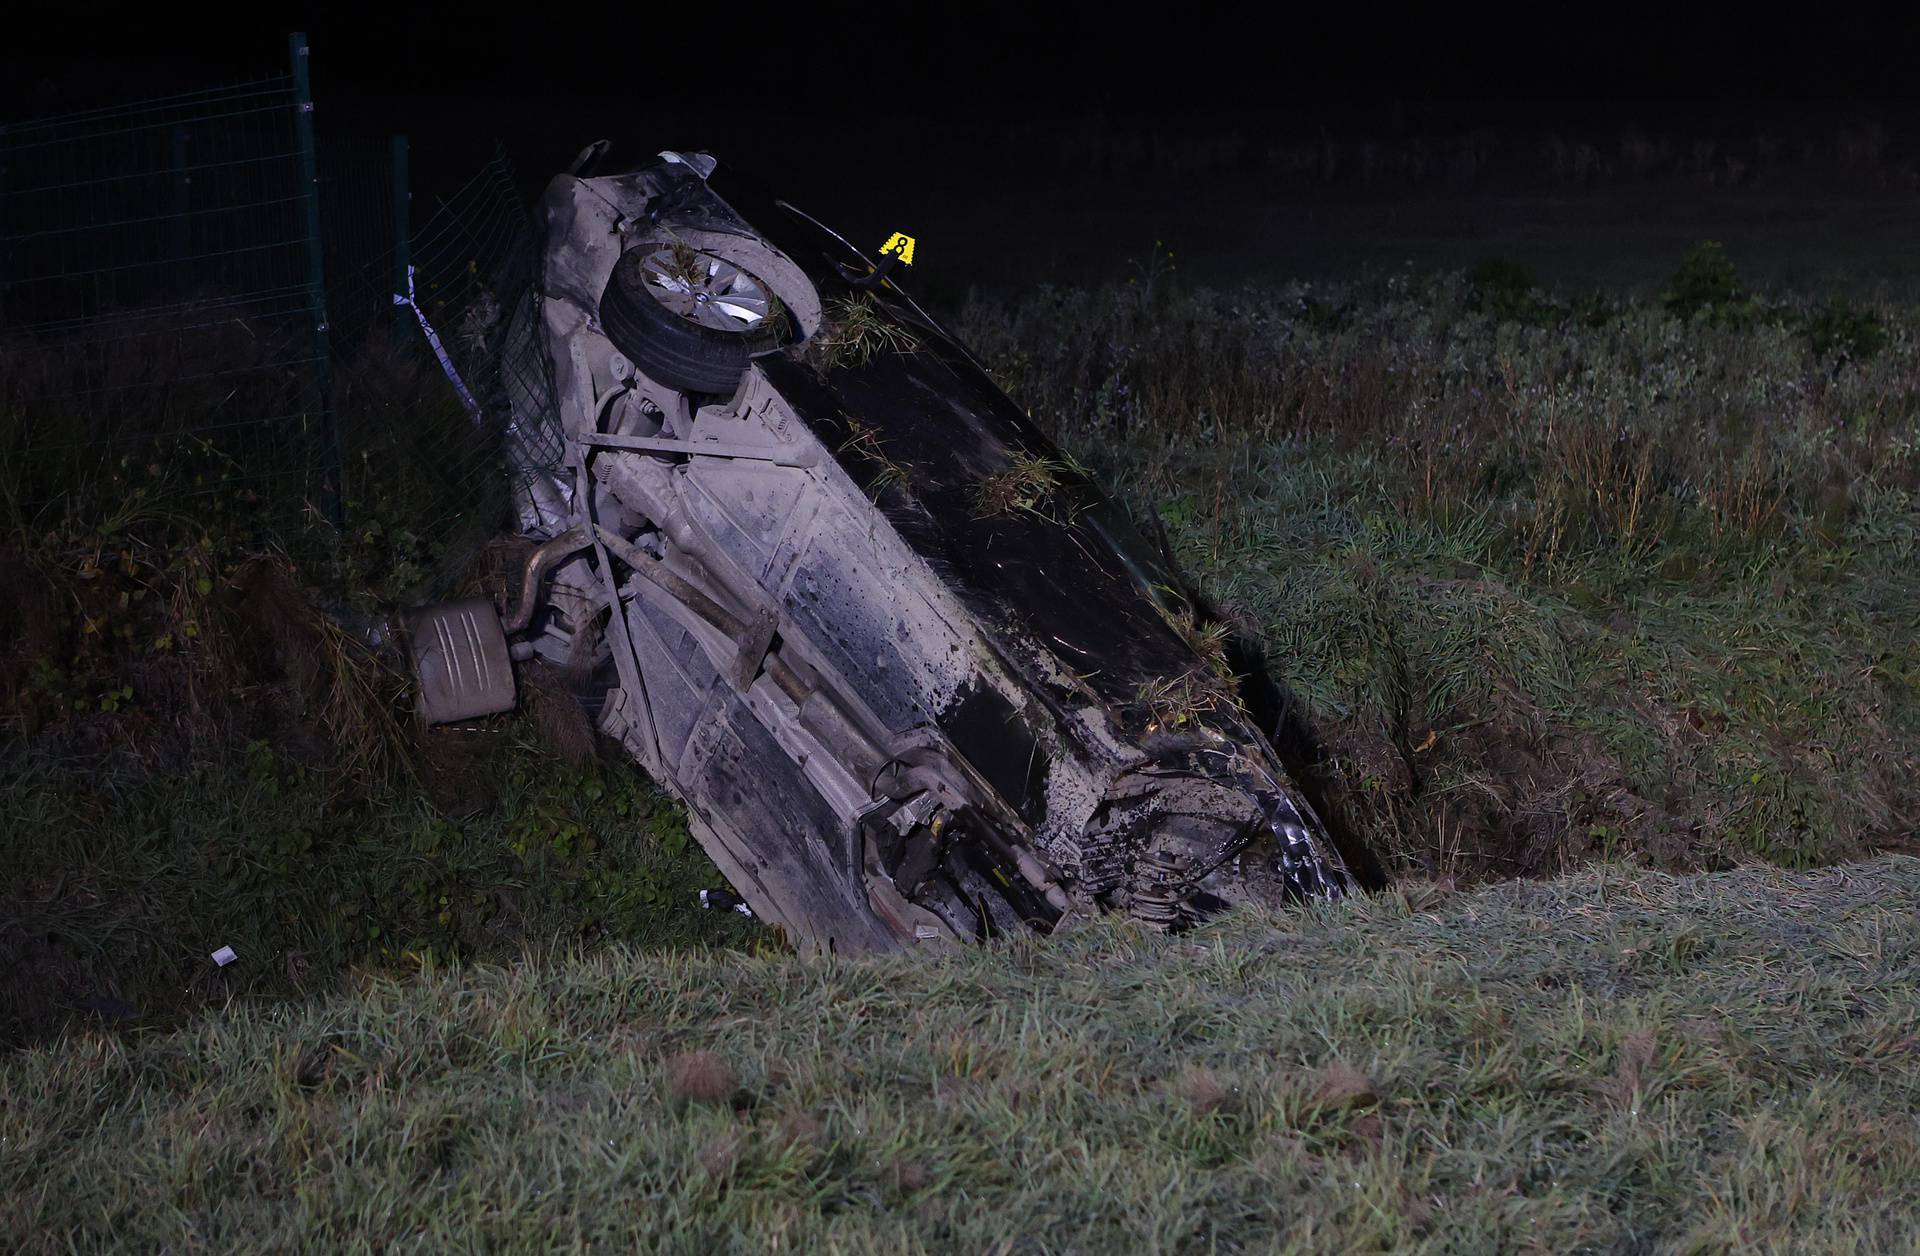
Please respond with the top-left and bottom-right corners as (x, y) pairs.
(599, 239), (788, 394)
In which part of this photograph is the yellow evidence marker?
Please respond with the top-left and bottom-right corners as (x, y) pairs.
(879, 232), (917, 265)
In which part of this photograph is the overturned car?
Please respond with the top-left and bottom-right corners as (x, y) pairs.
(407, 147), (1358, 953)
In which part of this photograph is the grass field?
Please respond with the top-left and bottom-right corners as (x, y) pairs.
(5, 857), (1918, 1250)
(3, 243), (1918, 1245)
(963, 249), (1919, 880)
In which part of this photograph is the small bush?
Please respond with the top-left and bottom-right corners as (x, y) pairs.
(1661, 240), (1762, 327)
(1805, 300), (1888, 362)
(1469, 259), (1556, 326)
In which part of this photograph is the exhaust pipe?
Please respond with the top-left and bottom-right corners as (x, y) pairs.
(504, 527), (592, 633)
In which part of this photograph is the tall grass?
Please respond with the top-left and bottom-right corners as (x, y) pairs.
(5, 254), (1916, 1045)
(0, 338), (729, 1048)
(957, 259), (1920, 878)
(4, 248), (1915, 1251)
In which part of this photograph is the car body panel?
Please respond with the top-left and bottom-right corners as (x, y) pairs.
(458, 152), (1358, 952)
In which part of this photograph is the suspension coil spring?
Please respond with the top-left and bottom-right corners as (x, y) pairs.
(1131, 846), (1193, 932)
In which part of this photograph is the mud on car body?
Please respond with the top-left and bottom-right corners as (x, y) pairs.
(405, 146), (1359, 953)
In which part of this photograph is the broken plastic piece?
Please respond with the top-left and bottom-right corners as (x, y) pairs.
(699, 889), (755, 917)
(210, 946), (236, 967)
(658, 150), (717, 178)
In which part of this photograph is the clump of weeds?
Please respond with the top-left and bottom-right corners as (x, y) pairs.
(974, 447), (1078, 519)
(1135, 669), (1236, 730)
(838, 419), (916, 500)
(809, 293), (918, 372)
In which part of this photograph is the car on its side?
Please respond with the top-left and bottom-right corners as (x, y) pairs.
(404, 147), (1359, 953)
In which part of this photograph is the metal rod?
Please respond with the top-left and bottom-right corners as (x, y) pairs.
(765, 655), (812, 704)
(576, 463), (663, 772)
(593, 526), (749, 639)
(574, 431), (818, 467)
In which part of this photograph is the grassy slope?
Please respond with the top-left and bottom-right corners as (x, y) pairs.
(1, 727), (751, 1043)
(5, 257), (1918, 1242)
(6, 857), (1918, 1251)
(962, 260), (1920, 877)
(1142, 437), (1919, 877)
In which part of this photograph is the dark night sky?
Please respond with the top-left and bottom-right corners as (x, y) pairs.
(6, 11), (1916, 99)
(9, 11), (1919, 143)
(8, 10), (1920, 294)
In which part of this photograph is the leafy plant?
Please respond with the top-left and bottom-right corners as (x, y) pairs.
(1469, 259), (1557, 326)
(1661, 240), (1762, 327)
(1805, 300), (1888, 361)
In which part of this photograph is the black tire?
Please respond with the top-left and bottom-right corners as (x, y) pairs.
(598, 244), (787, 394)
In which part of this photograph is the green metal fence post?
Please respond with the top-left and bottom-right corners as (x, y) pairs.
(289, 31), (342, 528)
(390, 134), (410, 347)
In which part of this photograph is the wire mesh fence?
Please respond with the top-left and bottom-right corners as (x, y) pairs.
(0, 34), (552, 552)
(328, 150), (564, 582)
(0, 47), (340, 526)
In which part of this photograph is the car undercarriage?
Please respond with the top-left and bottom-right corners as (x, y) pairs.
(402, 148), (1359, 953)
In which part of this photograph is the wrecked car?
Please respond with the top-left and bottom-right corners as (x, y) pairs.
(404, 146), (1358, 953)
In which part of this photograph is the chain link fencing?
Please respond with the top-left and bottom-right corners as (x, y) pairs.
(0, 34), (554, 558)
(327, 150), (566, 588)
